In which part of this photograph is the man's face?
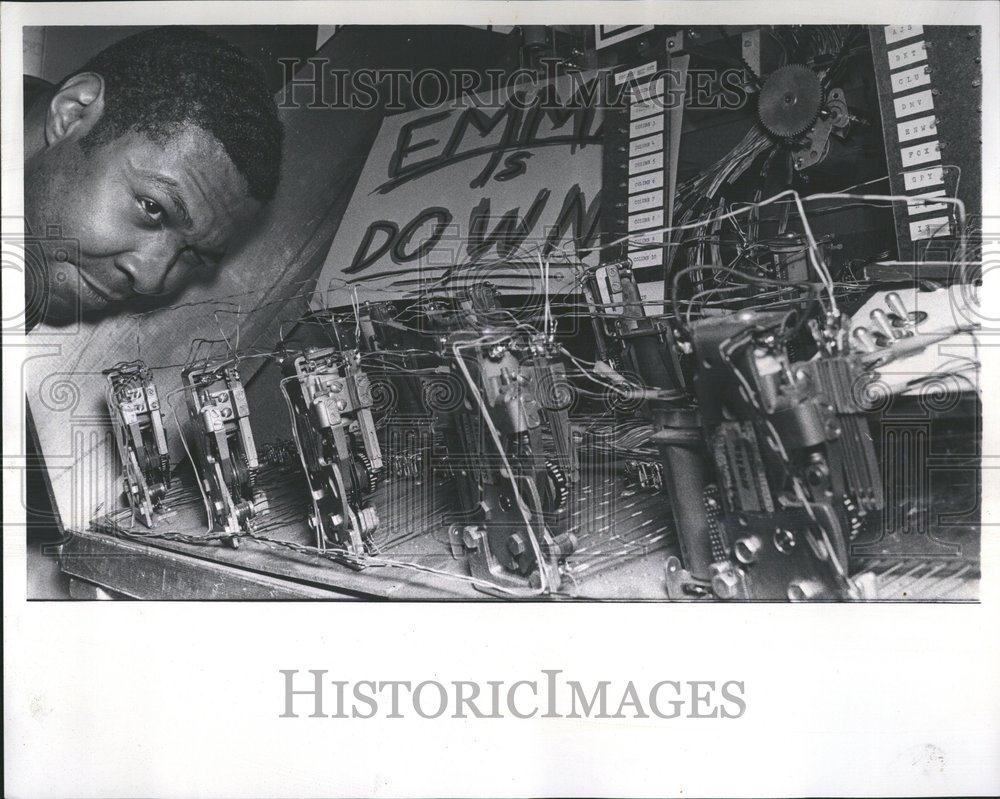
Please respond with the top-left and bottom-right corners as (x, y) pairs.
(26, 124), (263, 323)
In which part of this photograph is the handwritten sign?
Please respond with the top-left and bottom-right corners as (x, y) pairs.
(313, 72), (604, 307)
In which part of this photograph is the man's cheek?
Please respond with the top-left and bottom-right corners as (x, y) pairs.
(78, 181), (138, 258)
(162, 257), (204, 297)
(40, 255), (89, 320)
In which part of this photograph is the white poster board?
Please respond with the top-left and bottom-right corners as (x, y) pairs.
(313, 71), (604, 307)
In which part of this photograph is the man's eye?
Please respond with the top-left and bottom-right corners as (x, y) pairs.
(138, 197), (165, 223)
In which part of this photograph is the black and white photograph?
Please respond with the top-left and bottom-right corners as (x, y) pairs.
(18, 19), (985, 601)
(4, 1), (999, 797)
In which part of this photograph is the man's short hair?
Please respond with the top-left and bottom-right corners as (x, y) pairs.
(77, 26), (283, 201)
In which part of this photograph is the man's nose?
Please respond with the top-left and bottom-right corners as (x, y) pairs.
(115, 240), (180, 296)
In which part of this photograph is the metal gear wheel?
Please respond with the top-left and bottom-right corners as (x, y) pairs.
(757, 64), (823, 139)
(544, 458), (569, 513)
(353, 452), (379, 497)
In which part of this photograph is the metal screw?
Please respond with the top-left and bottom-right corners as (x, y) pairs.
(734, 536), (762, 564)
(870, 308), (899, 341)
(885, 291), (908, 321)
(773, 528), (796, 553)
(712, 571), (740, 600)
(853, 326), (878, 354)
(787, 580), (823, 601)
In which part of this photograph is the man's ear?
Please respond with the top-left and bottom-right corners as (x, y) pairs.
(45, 72), (105, 145)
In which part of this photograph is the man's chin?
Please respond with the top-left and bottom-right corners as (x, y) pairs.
(33, 291), (117, 328)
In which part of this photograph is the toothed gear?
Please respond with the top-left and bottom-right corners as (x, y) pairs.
(244, 452), (259, 493)
(544, 458), (570, 513)
(758, 64), (823, 139)
(354, 452), (380, 497)
(231, 450), (251, 502)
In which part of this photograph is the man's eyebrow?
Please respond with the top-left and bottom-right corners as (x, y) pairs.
(136, 171), (194, 229)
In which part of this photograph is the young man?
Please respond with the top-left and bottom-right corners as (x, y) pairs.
(22, 27), (285, 560)
(23, 26), (284, 329)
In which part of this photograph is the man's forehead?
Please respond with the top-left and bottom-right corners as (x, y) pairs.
(122, 126), (242, 181)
